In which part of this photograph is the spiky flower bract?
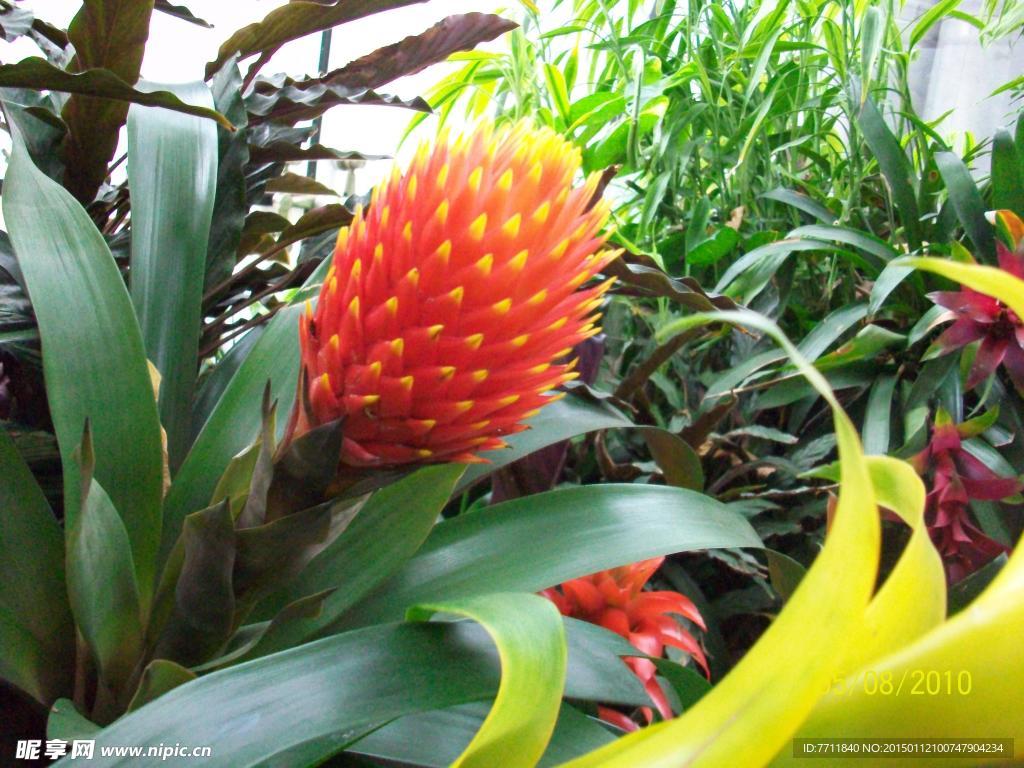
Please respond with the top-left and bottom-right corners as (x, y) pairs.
(541, 557), (708, 731)
(290, 122), (616, 466)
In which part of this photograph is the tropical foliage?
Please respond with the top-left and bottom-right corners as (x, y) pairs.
(0, 0), (1022, 766)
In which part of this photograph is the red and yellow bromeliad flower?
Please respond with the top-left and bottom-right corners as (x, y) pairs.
(288, 122), (617, 466)
(542, 557), (708, 731)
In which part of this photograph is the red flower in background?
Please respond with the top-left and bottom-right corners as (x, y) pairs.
(928, 210), (1024, 392)
(541, 557), (708, 731)
(288, 121), (616, 467)
(910, 410), (1021, 583)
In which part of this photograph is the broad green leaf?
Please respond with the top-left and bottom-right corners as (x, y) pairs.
(862, 374), (898, 455)
(562, 310), (881, 767)
(348, 702), (615, 768)
(125, 660), (196, 712)
(128, 81), (218, 469)
(409, 593), (566, 768)
(54, 618), (624, 767)
(246, 464), (466, 656)
(935, 151), (995, 260)
(789, 224), (896, 267)
(3, 120), (165, 610)
(0, 424), (73, 702)
(48, 698), (101, 742)
(760, 188), (836, 223)
(339, 484), (761, 628)
(910, 0), (961, 49)
(67, 472), (144, 694)
(991, 129), (1024, 216)
(855, 94), (922, 249)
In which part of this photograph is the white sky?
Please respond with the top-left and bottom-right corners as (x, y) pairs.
(1, 0), (513, 193)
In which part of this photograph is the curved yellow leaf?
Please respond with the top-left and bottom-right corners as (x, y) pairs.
(897, 257), (1024, 319)
(407, 592), (567, 768)
(835, 457), (946, 676)
(557, 310), (881, 768)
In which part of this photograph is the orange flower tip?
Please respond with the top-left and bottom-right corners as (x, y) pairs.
(502, 213), (522, 238)
(549, 239), (570, 259)
(566, 356), (580, 370)
(499, 394), (519, 407)
(553, 346), (572, 358)
(402, 221), (413, 243)
(336, 227), (350, 250)
(328, 277), (339, 298)
(449, 285), (465, 305)
(435, 240), (452, 263)
(522, 408), (542, 419)
(362, 394), (381, 405)
(347, 296), (360, 317)
(368, 360), (383, 377)
(527, 289), (548, 306)
(380, 206), (391, 228)
(568, 272), (589, 289)
(528, 161), (543, 185)
(492, 298), (512, 315)
(428, 324), (445, 340)
(512, 334), (529, 347)
(497, 168), (514, 192)
(373, 243), (385, 263)
(404, 267), (420, 287)
(475, 253), (494, 276)
(407, 174), (418, 201)
(469, 213), (488, 241)
(418, 419), (437, 431)
(416, 448), (433, 458)
(385, 296), (399, 316)
(528, 362), (551, 375)
(304, 300), (314, 321)
(349, 258), (362, 279)
(456, 400), (474, 414)
(468, 166), (484, 193)
(465, 333), (484, 350)
(547, 391), (567, 403)
(509, 250), (528, 271)
(470, 419), (491, 430)
(318, 373), (332, 392)
(400, 375), (415, 390)
(471, 369), (489, 383)
(571, 222), (589, 241)
(329, 334), (341, 351)
(388, 337), (404, 357)
(439, 366), (456, 381)
(435, 199), (450, 226)
(531, 201), (551, 225)
(547, 316), (568, 332)
(555, 188), (569, 205)
(436, 163), (450, 189)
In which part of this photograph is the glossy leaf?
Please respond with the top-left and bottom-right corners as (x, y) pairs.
(408, 593), (566, 768)
(0, 425), (72, 703)
(339, 484), (761, 628)
(244, 464), (466, 656)
(3, 120), (165, 608)
(935, 151), (995, 260)
(128, 81), (218, 468)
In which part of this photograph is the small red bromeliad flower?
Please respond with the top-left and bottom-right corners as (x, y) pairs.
(286, 121), (617, 467)
(927, 210), (1024, 392)
(910, 408), (1021, 583)
(541, 557), (708, 731)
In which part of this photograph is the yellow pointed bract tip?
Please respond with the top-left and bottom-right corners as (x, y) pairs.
(468, 166), (483, 193)
(469, 213), (488, 241)
(502, 213), (522, 238)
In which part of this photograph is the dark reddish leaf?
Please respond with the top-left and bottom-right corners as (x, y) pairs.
(246, 78), (429, 124)
(604, 254), (738, 312)
(60, 0), (156, 203)
(248, 142), (386, 165)
(154, 0), (211, 28)
(205, 0), (427, 80)
(318, 13), (517, 92)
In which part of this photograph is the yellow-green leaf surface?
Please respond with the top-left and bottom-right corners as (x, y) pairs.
(2, 115), (165, 612)
(898, 257), (1024, 319)
(836, 457), (945, 676)
(408, 593), (567, 768)
(558, 310), (881, 767)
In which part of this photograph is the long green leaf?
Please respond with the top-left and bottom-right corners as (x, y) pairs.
(0, 425), (73, 703)
(246, 464), (466, 656)
(935, 151), (995, 259)
(54, 618), (623, 768)
(409, 594), (566, 768)
(338, 484), (761, 628)
(3, 117), (165, 610)
(991, 129), (1024, 216)
(128, 81), (218, 469)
